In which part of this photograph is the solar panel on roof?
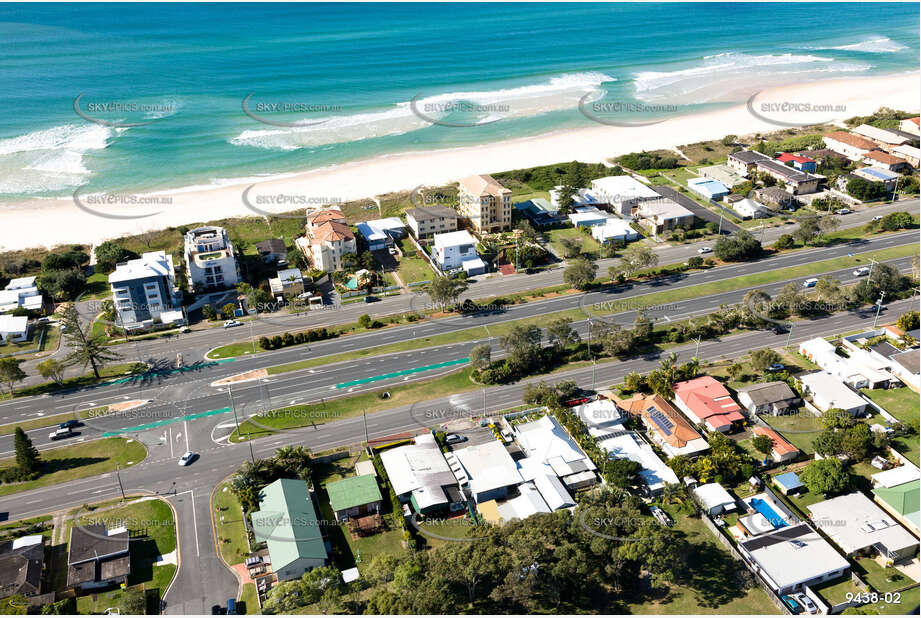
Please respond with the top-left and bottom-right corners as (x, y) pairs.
(647, 407), (674, 436)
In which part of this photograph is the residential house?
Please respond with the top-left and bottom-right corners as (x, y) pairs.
(591, 218), (640, 243)
(892, 144), (921, 168)
(752, 186), (795, 210)
(457, 174), (511, 232)
(494, 482), (552, 523)
(862, 150), (912, 173)
(672, 376), (745, 433)
(67, 524), (131, 590)
(0, 315), (29, 344)
(568, 208), (610, 228)
(255, 238), (287, 264)
(698, 164), (746, 187)
(823, 131), (879, 161)
(0, 536), (44, 599)
(589, 175), (661, 219)
(687, 177), (730, 200)
(108, 251), (184, 330)
(356, 217), (406, 251)
(549, 187), (601, 211)
(574, 398), (626, 432)
(899, 117), (920, 136)
(250, 478), (328, 580)
(514, 415), (599, 492)
(432, 230), (483, 274)
(635, 198), (695, 234)
(184, 226), (240, 290)
(852, 124), (915, 150)
(296, 209), (357, 272)
(736, 381), (801, 416)
(798, 372), (867, 416)
(889, 349), (920, 392)
(514, 198), (565, 228)
(732, 198), (767, 219)
(693, 483), (737, 515)
(800, 337), (896, 390)
(326, 475), (383, 522)
(737, 523), (850, 594)
(853, 166), (900, 191)
(613, 393), (709, 458)
(268, 267), (304, 298)
(754, 159), (821, 195)
(751, 426), (799, 463)
(454, 440), (523, 504)
(808, 492), (918, 563)
(727, 150), (772, 175)
(872, 470), (920, 536)
(596, 431), (679, 495)
(405, 205), (458, 238)
(0, 276), (43, 314)
(776, 152), (817, 173)
(380, 434), (462, 514)
(773, 471), (805, 496)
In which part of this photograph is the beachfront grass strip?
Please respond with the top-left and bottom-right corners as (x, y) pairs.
(0, 437), (147, 497)
(70, 498), (177, 614)
(232, 368), (476, 440)
(624, 502), (775, 614)
(212, 481), (251, 566)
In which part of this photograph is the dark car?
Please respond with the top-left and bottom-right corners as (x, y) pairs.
(364, 295), (379, 303)
(211, 605), (224, 615)
(59, 420), (80, 429)
(771, 324), (788, 335)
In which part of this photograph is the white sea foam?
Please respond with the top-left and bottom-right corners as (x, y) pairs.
(230, 72), (615, 151)
(0, 124), (118, 194)
(815, 37), (908, 53)
(633, 52), (870, 104)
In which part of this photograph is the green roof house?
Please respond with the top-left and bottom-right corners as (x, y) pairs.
(251, 478), (328, 581)
(326, 474), (383, 521)
(873, 480), (920, 536)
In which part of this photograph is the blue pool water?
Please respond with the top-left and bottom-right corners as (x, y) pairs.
(751, 497), (787, 528)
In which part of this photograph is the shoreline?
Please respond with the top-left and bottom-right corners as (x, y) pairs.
(2, 71), (918, 253)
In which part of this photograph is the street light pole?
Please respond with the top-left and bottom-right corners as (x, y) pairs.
(873, 292), (887, 327)
(115, 463), (126, 500)
(785, 322), (795, 349)
(695, 335), (701, 358)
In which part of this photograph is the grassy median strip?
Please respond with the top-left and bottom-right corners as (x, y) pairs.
(263, 243), (916, 377)
(0, 437), (147, 497)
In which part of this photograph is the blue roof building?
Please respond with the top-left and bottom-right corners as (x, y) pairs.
(688, 177), (730, 200)
(772, 471), (804, 495)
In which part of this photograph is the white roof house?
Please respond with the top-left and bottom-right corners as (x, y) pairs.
(692, 483), (737, 515)
(0, 314), (29, 343)
(800, 337), (895, 390)
(798, 372), (868, 416)
(432, 230), (480, 272)
(808, 492), (917, 560)
(574, 399), (625, 429)
(433, 229), (476, 250)
(497, 482), (551, 522)
(379, 437), (457, 511)
(108, 250), (175, 283)
(733, 198), (766, 219)
(533, 473), (575, 511)
(852, 124), (913, 146)
(568, 209), (611, 228)
(596, 432), (678, 495)
(589, 175), (660, 218)
(591, 218), (640, 243)
(892, 144), (921, 165)
(0, 276), (42, 313)
(453, 440), (522, 503)
(515, 415), (593, 470)
(738, 523), (850, 594)
(872, 465), (920, 489)
(549, 186), (600, 210)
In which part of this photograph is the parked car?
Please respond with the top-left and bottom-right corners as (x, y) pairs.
(364, 295), (379, 303)
(49, 427), (74, 441)
(781, 595), (803, 614)
(793, 592), (818, 614)
(178, 451), (198, 466)
(698, 246), (712, 254)
(445, 434), (467, 445)
(223, 320), (243, 329)
(802, 278), (818, 288)
(836, 208), (852, 215)
(768, 363), (785, 372)
(226, 598), (237, 616)
(853, 267), (870, 277)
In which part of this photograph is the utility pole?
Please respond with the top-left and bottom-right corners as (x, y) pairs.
(482, 388), (486, 416)
(115, 463), (126, 500)
(874, 292), (887, 327)
(362, 409), (370, 445)
(867, 258), (880, 284)
(228, 383), (250, 454)
(249, 319), (256, 355)
(718, 210), (724, 236)
(785, 322), (795, 349)
(587, 318), (596, 390)
(695, 335), (701, 358)
(759, 221), (766, 244)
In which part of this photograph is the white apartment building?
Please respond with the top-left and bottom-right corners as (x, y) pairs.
(296, 209), (357, 272)
(108, 251), (184, 330)
(0, 276), (43, 313)
(432, 230), (482, 273)
(184, 226), (239, 290)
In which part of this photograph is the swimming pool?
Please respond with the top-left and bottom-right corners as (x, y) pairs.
(750, 497), (787, 528)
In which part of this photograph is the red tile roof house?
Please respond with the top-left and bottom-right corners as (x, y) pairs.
(673, 376), (746, 433)
(752, 426), (799, 463)
(776, 152), (817, 173)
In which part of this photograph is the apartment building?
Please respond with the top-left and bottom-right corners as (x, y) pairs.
(183, 226), (240, 290)
(108, 251), (183, 330)
(405, 206), (458, 238)
(823, 131), (879, 161)
(457, 174), (511, 232)
(296, 209), (357, 272)
(753, 159), (821, 195)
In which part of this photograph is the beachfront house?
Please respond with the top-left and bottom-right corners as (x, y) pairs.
(776, 152), (817, 173)
(356, 217), (406, 251)
(589, 175), (660, 219)
(699, 164), (745, 187)
(250, 478), (328, 581)
(635, 198), (695, 234)
(108, 251), (184, 330)
(255, 238), (287, 264)
(727, 150), (772, 175)
(687, 177), (730, 200)
(296, 209), (357, 272)
(823, 131), (878, 161)
(862, 150), (912, 173)
(0, 277), (43, 314)
(899, 117), (920, 136)
(457, 174), (511, 232)
(432, 230), (484, 274)
(184, 226), (240, 290)
(405, 205), (458, 238)
(852, 124), (916, 150)
(892, 144), (921, 168)
(753, 159), (821, 195)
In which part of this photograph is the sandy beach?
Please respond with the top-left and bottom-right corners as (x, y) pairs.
(2, 72), (918, 253)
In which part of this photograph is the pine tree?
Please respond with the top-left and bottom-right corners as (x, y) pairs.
(14, 427), (41, 476)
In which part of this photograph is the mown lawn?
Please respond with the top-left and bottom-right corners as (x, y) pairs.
(545, 226), (601, 258)
(212, 481), (251, 566)
(758, 410), (822, 455)
(861, 387), (919, 429)
(854, 556), (913, 594)
(0, 437), (146, 497)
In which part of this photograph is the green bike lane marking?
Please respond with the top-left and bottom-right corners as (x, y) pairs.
(101, 407), (231, 436)
(336, 357), (470, 389)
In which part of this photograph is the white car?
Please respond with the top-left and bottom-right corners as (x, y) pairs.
(836, 208), (851, 215)
(698, 246), (712, 254)
(853, 267), (871, 277)
(178, 451), (197, 466)
(49, 427), (74, 441)
(802, 278), (819, 288)
(872, 215), (884, 222)
(223, 320), (243, 329)
(793, 592), (819, 614)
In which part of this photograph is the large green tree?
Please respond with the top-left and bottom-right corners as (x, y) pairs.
(0, 358), (26, 396)
(14, 427), (41, 476)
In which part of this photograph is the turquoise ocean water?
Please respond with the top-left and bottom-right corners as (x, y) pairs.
(0, 2), (917, 199)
